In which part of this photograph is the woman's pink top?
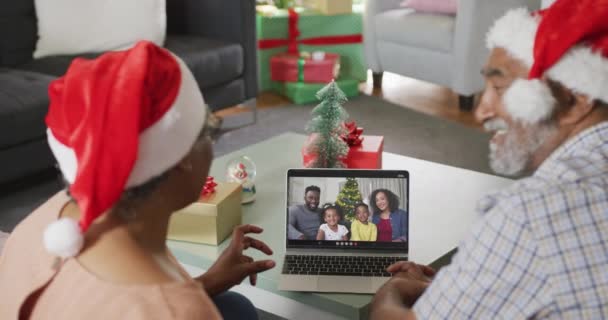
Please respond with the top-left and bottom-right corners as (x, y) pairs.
(0, 192), (222, 319)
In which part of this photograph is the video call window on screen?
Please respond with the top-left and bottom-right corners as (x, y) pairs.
(286, 176), (409, 248)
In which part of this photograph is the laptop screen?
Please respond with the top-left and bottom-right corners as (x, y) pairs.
(286, 169), (409, 252)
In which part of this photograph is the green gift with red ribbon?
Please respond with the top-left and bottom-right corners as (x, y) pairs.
(270, 52), (340, 83)
(256, 7), (366, 100)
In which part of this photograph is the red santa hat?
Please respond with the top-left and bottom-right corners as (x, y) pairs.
(43, 41), (207, 258)
(485, 0), (608, 123)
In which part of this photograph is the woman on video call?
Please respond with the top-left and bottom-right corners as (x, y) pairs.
(369, 189), (408, 242)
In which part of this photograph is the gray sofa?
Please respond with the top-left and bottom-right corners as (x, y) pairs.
(0, 0), (258, 185)
(364, 0), (540, 110)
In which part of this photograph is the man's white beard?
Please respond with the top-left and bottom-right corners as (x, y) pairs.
(486, 119), (556, 176)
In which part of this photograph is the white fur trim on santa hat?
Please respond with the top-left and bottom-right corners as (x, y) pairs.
(547, 45), (608, 104)
(43, 217), (84, 258)
(47, 55), (207, 188)
(47, 131), (77, 183)
(503, 78), (556, 124)
(486, 7), (539, 67)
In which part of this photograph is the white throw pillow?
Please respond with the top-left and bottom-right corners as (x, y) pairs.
(34, 0), (166, 59)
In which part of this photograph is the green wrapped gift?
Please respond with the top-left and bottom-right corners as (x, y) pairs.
(256, 7), (366, 92)
(271, 77), (359, 105)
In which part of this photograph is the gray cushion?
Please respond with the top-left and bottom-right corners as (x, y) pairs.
(0, 139), (56, 184)
(18, 35), (244, 90)
(0, 0), (37, 67)
(165, 35), (243, 89)
(0, 69), (53, 149)
(202, 78), (245, 111)
(17, 53), (102, 77)
(374, 9), (455, 53)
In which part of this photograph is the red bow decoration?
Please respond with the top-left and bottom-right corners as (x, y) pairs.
(342, 122), (364, 146)
(200, 176), (218, 197)
(258, 8), (363, 53)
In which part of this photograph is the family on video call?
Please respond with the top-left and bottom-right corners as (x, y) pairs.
(288, 184), (408, 242)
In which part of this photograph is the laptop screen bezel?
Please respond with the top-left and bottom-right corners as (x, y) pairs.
(285, 168), (409, 253)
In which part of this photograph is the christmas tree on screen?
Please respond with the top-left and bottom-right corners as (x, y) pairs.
(336, 177), (363, 222)
(304, 80), (349, 168)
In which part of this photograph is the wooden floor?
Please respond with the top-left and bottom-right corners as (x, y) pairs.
(215, 72), (483, 130)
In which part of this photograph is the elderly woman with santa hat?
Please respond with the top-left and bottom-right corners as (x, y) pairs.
(0, 41), (272, 319)
(371, 0), (608, 318)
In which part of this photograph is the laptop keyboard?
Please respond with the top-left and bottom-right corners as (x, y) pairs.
(282, 255), (407, 277)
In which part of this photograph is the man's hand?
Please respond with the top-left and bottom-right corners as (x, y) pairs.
(197, 225), (275, 296)
(387, 261), (436, 282)
(370, 276), (426, 320)
(369, 261), (435, 319)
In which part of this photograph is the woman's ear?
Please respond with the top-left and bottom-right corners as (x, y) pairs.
(175, 153), (193, 172)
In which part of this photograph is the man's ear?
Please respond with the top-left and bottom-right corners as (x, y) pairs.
(558, 92), (595, 126)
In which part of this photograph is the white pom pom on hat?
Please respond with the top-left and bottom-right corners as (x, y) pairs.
(485, 0), (608, 123)
(503, 79), (556, 124)
(43, 218), (84, 258)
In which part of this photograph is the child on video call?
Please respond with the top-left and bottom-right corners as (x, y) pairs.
(350, 203), (377, 241)
(316, 204), (349, 241)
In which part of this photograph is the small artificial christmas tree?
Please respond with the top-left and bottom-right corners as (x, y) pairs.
(335, 177), (363, 222)
(304, 80), (349, 168)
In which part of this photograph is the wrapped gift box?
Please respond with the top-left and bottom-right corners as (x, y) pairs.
(270, 52), (340, 83)
(302, 135), (384, 169)
(168, 182), (242, 245)
(303, 0), (353, 15)
(271, 77), (359, 105)
(257, 7), (366, 92)
(344, 135), (384, 169)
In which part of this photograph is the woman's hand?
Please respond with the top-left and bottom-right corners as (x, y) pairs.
(198, 225), (275, 296)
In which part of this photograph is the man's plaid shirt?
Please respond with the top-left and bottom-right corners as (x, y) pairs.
(414, 122), (608, 319)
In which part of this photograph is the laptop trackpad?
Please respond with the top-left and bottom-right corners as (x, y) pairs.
(317, 276), (373, 293)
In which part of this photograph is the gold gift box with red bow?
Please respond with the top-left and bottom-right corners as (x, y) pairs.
(168, 182), (242, 245)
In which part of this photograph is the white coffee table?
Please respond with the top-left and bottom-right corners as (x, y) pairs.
(168, 132), (513, 320)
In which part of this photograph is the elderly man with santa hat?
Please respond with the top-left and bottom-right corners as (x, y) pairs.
(371, 0), (608, 318)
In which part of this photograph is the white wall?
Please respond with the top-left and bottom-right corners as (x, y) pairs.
(288, 177), (347, 206)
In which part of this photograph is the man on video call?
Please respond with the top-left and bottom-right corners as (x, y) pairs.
(287, 185), (322, 240)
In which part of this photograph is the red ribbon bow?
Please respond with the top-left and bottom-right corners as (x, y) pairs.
(200, 176), (218, 197)
(258, 8), (363, 54)
(342, 121), (364, 146)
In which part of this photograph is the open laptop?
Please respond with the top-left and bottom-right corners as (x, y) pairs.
(278, 169), (409, 294)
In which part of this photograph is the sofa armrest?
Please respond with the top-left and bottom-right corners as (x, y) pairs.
(364, 0), (402, 16)
(167, 0), (258, 100)
(451, 0), (541, 95)
(363, 0), (402, 72)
